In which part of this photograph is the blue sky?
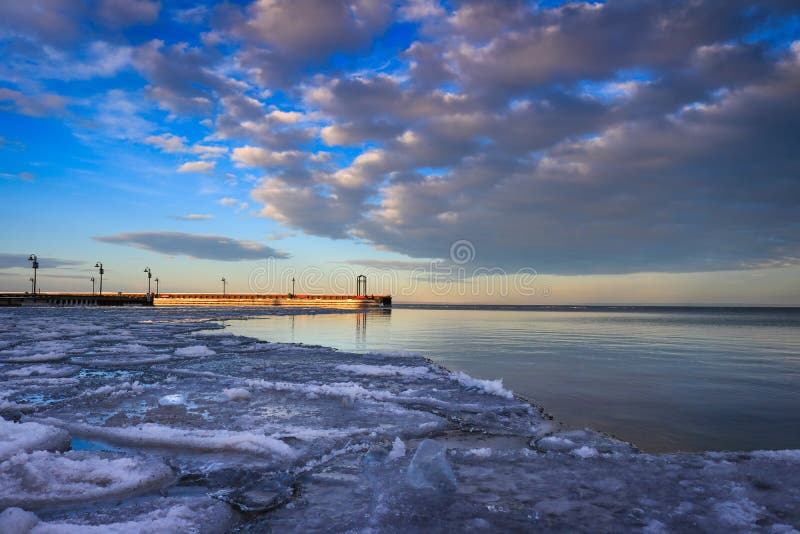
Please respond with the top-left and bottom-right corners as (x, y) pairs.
(1, 0), (799, 304)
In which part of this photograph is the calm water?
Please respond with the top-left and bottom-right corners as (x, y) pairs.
(221, 306), (800, 453)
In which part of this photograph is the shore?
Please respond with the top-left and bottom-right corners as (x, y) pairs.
(1, 307), (798, 532)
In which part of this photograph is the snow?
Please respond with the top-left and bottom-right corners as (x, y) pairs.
(452, 371), (514, 399)
(0, 418), (70, 460)
(466, 447), (492, 458)
(0, 306), (798, 532)
(0, 450), (173, 509)
(0, 497), (236, 533)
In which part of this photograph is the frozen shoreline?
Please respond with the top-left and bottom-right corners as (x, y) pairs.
(0, 307), (798, 532)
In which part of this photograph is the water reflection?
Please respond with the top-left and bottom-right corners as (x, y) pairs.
(223, 307), (800, 453)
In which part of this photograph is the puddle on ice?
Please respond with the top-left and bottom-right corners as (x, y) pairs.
(0, 307), (798, 532)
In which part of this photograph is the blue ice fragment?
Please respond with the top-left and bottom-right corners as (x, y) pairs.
(406, 439), (457, 492)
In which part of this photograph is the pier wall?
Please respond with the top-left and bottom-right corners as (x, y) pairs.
(0, 293), (391, 308)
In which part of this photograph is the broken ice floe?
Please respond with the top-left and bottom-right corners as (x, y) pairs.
(0, 306), (798, 532)
(0, 418), (70, 460)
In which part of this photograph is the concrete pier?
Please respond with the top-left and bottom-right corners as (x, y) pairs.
(0, 293), (391, 308)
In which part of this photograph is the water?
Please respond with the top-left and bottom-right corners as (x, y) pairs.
(221, 306), (800, 453)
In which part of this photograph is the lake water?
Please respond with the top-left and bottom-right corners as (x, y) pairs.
(220, 306), (800, 453)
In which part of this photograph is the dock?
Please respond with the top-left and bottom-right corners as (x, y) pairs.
(0, 293), (391, 308)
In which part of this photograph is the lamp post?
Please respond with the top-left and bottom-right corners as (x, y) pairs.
(220, 277), (226, 295)
(144, 267), (152, 294)
(27, 254), (38, 295)
(90, 276), (96, 295)
(291, 277), (296, 297)
(29, 277), (34, 294)
(94, 262), (104, 295)
(154, 278), (159, 296)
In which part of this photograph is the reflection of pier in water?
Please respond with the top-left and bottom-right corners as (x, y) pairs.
(355, 312), (367, 349)
(286, 308), (392, 351)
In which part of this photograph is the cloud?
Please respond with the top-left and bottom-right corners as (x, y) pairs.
(0, 88), (67, 117)
(346, 258), (442, 271)
(93, 231), (289, 261)
(3, 0), (800, 278)
(218, 197), (238, 207)
(231, 146), (303, 168)
(145, 133), (227, 158)
(96, 0), (160, 29)
(0, 253), (83, 270)
(173, 214), (213, 221)
(0, 172), (35, 182)
(177, 160), (215, 173)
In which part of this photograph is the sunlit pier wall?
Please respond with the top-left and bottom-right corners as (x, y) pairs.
(0, 293), (391, 308)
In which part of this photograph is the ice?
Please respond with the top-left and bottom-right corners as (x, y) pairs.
(4, 365), (80, 378)
(0, 352), (69, 364)
(0, 418), (70, 460)
(0, 450), (173, 509)
(38, 420), (296, 458)
(452, 371), (514, 399)
(572, 445), (599, 459)
(387, 436), (406, 461)
(335, 364), (433, 378)
(466, 447), (492, 458)
(0, 496), (236, 533)
(0, 507), (39, 533)
(406, 439), (458, 492)
(174, 345), (216, 357)
(0, 306), (798, 531)
(222, 387), (251, 401)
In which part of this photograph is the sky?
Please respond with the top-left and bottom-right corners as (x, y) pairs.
(1, 0), (799, 304)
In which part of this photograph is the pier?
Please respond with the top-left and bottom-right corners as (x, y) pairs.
(0, 293), (391, 308)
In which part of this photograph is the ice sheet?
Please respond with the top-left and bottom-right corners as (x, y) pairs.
(0, 306), (797, 531)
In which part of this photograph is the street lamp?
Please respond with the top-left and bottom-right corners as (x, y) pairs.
(29, 277), (34, 294)
(154, 277), (159, 296)
(291, 277), (296, 297)
(27, 254), (38, 295)
(220, 277), (226, 295)
(94, 262), (104, 295)
(144, 267), (152, 294)
(90, 276), (96, 295)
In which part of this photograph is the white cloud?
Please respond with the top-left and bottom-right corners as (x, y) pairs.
(177, 161), (215, 173)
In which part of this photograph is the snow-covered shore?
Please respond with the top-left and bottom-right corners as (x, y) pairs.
(0, 307), (798, 532)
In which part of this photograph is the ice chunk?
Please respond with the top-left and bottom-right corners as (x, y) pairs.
(174, 345), (216, 357)
(4, 364), (80, 378)
(387, 437), (406, 461)
(451, 371), (513, 399)
(572, 446), (599, 459)
(0, 450), (173, 509)
(158, 394), (187, 406)
(0, 507), (39, 533)
(407, 439), (457, 492)
(0, 418), (70, 460)
(40, 420), (295, 458)
(335, 364), (433, 378)
(71, 355), (172, 367)
(536, 436), (577, 452)
(0, 497), (237, 533)
(0, 352), (69, 363)
(466, 447), (492, 458)
(223, 388), (252, 402)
